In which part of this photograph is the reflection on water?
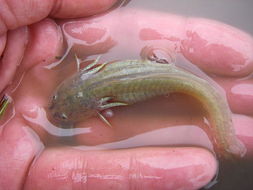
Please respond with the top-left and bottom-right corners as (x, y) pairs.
(126, 0), (253, 35)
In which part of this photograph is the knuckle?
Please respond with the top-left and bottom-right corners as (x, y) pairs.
(128, 153), (142, 190)
(0, 0), (19, 33)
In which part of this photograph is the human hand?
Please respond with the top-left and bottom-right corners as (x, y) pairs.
(1, 2), (253, 190)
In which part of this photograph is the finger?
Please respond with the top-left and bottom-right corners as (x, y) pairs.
(24, 147), (217, 190)
(0, 18), (64, 96)
(0, 118), (43, 190)
(233, 114), (253, 156)
(229, 81), (253, 115)
(181, 18), (253, 77)
(21, 19), (64, 68)
(0, 0), (118, 35)
(50, 0), (118, 18)
(214, 77), (253, 115)
(0, 26), (28, 93)
(139, 13), (253, 77)
(0, 34), (6, 55)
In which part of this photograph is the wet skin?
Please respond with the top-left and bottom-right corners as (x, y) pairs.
(1, 1), (253, 190)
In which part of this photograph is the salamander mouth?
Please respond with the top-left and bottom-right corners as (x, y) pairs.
(52, 112), (68, 121)
(47, 110), (73, 129)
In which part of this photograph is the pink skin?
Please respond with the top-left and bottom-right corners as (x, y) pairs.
(0, 1), (253, 190)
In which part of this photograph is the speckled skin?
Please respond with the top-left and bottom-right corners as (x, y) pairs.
(49, 59), (245, 159)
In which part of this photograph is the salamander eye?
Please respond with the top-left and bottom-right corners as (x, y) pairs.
(52, 95), (57, 100)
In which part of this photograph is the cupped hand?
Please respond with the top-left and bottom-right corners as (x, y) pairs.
(1, 1), (253, 190)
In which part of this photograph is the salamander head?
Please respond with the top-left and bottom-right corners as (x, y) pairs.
(48, 90), (97, 128)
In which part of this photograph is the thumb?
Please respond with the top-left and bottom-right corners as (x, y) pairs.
(0, 0), (118, 35)
(24, 147), (217, 190)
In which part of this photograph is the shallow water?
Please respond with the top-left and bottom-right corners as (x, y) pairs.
(126, 0), (253, 35)
(1, 0), (253, 189)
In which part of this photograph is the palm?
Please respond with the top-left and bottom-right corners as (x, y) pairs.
(0, 2), (253, 190)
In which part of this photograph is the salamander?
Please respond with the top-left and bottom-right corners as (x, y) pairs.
(48, 58), (246, 159)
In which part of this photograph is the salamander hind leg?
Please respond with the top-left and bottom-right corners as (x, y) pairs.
(75, 54), (110, 74)
(83, 56), (110, 75)
(97, 112), (113, 127)
(82, 56), (101, 72)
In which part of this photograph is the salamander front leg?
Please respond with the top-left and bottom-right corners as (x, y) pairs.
(97, 112), (113, 127)
(97, 97), (128, 127)
(99, 102), (128, 110)
(82, 56), (101, 72)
